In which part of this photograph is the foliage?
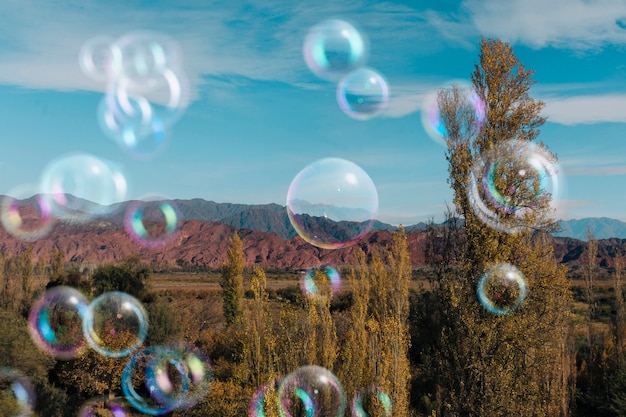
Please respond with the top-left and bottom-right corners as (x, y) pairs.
(220, 231), (245, 326)
(90, 256), (151, 300)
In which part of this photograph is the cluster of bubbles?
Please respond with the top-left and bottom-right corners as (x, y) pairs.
(477, 263), (528, 316)
(0, 367), (36, 417)
(80, 31), (190, 159)
(28, 286), (148, 359)
(420, 80), (486, 147)
(303, 19), (389, 120)
(286, 157), (378, 250)
(249, 365), (392, 417)
(27, 286), (213, 415)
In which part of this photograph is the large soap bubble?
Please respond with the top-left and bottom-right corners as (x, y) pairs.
(278, 365), (346, 417)
(286, 158), (378, 249)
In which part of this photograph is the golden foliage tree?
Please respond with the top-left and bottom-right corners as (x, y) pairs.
(220, 231), (245, 327)
(429, 37), (572, 416)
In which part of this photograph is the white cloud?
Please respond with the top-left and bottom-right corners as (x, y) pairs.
(463, 0), (626, 50)
(542, 93), (626, 125)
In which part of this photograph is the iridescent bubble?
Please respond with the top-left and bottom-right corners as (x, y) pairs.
(286, 158), (378, 250)
(420, 80), (485, 147)
(351, 386), (392, 417)
(83, 291), (148, 358)
(300, 265), (342, 297)
(303, 19), (368, 81)
(0, 367), (36, 417)
(145, 342), (213, 411)
(250, 379), (281, 417)
(1, 184), (55, 241)
(477, 263), (528, 316)
(124, 197), (182, 249)
(122, 347), (179, 416)
(278, 365), (346, 417)
(337, 68), (389, 120)
(77, 396), (129, 417)
(28, 286), (90, 360)
(467, 139), (560, 234)
(79, 36), (122, 82)
(39, 153), (128, 223)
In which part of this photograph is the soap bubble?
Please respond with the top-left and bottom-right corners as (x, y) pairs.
(28, 286), (90, 360)
(286, 158), (378, 250)
(303, 19), (368, 81)
(300, 265), (342, 297)
(1, 184), (55, 241)
(250, 379), (281, 417)
(77, 396), (129, 417)
(122, 344), (213, 415)
(124, 197), (182, 249)
(467, 139), (560, 234)
(79, 35), (122, 82)
(336, 68), (389, 120)
(278, 365), (346, 417)
(39, 153), (128, 223)
(0, 367), (36, 417)
(83, 291), (148, 358)
(477, 263), (528, 315)
(351, 386), (392, 417)
(420, 80), (485, 147)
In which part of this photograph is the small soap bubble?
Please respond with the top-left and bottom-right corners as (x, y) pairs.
(303, 19), (368, 81)
(1, 184), (55, 242)
(336, 67), (389, 120)
(79, 35), (122, 82)
(250, 379), (281, 417)
(300, 265), (342, 297)
(124, 197), (181, 249)
(83, 291), (148, 358)
(39, 153), (128, 223)
(0, 367), (36, 417)
(28, 286), (90, 360)
(477, 263), (528, 316)
(286, 158), (378, 250)
(467, 139), (560, 234)
(77, 396), (129, 417)
(420, 80), (485, 147)
(351, 386), (392, 417)
(278, 365), (346, 417)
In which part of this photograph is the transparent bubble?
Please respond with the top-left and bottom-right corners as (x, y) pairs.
(420, 80), (485, 147)
(467, 139), (560, 234)
(1, 184), (55, 241)
(351, 386), (392, 417)
(0, 367), (36, 417)
(336, 68), (389, 120)
(39, 153), (128, 223)
(122, 344), (212, 416)
(287, 158), (378, 250)
(124, 197), (182, 249)
(477, 263), (528, 315)
(79, 36), (122, 82)
(303, 19), (368, 81)
(77, 396), (129, 417)
(28, 286), (90, 360)
(83, 291), (148, 358)
(278, 365), (346, 417)
(250, 379), (281, 417)
(300, 265), (342, 297)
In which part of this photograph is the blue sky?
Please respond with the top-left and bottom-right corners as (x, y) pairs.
(0, 0), (625, 226)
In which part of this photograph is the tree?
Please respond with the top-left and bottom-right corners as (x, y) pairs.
(428, 37), (572, 416)
(220, 231), (245, 327)
(90, 256), (151, 300)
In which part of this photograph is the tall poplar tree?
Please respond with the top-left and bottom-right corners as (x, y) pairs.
(220, 231), (245, 327)
(430, 37), (572, 416)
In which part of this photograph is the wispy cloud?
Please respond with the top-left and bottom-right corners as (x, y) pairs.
(560, 155), (626, 176)
(463, 0), (626, 50)
(542, 93), (626, 125)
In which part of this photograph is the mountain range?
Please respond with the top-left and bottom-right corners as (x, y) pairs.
(0, 195), (624, 269)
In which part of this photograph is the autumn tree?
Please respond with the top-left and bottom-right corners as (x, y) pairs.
(428, 37), (572, 416)
(220, 231), (245, 327)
